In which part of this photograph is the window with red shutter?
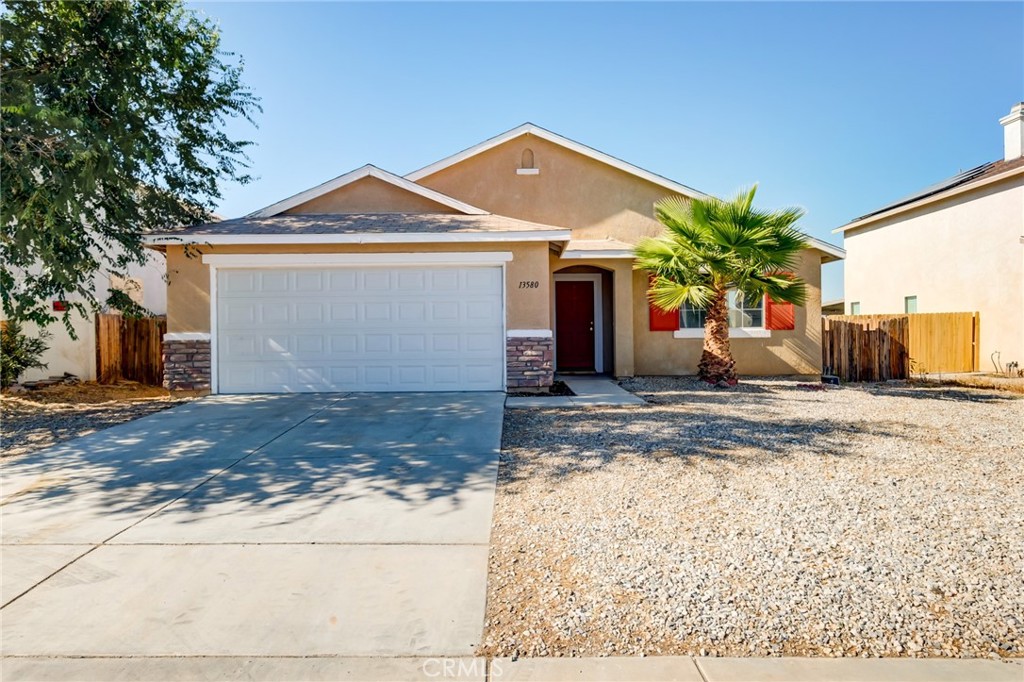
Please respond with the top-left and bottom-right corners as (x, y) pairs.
(765, 296), (796, 330)
(647, 276), (679, 331)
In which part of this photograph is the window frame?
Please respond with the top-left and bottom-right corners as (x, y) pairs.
(673, 290), (770, 339)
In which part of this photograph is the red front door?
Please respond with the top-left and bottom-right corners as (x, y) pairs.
(555, 280), (595, 371)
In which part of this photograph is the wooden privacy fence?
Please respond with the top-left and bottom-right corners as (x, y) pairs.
(822, 312), (979, 382)
(95, 314), (167, 385)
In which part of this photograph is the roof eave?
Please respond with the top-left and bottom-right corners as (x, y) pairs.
(143, 230), (572, 247)
(834, 165), (1024, 235)
(804, 236), (845, 262)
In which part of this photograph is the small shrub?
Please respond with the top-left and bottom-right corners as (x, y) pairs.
(1, 320), (50, 388)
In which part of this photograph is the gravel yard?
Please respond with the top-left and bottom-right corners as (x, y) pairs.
(482, 377), (1023, 659)
(1, 383), (191, 459)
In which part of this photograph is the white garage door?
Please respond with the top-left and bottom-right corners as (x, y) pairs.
(215, 266), (504, 393)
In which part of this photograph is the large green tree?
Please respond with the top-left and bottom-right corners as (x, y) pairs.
(1, 0), (258, 331)
(634, 186), (809, 385)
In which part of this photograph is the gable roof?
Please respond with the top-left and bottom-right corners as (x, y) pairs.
(405, 123), (709, 200)
(834, 156), (1024, 234)
(144, 213), (571, 247)
(247, 164), (489, 218)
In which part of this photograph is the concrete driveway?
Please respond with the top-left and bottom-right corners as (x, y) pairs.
(1, 392), (503, 678)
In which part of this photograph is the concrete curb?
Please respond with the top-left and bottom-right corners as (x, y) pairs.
(4, 656), (1019, 681)
(491, 656), (1024, 681)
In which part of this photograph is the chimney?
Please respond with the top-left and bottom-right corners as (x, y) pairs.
(999, 102), (1024, 161)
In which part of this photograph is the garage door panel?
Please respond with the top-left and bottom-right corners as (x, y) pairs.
(362, 271), (391, 291)
(294, 271), (324, 291)
(364, 302), (391, 321)
(465, 300), (500, 322)
(217, 266), (504, 393)
(430, 301), (460, 321)
(430, 270), (460, 291)
(295, 303), (324, 323)
(465, 268), (502, 293)
(260, 271), (289, 292)
(260, 303), (291, 325)
(397, 301), (426, 322)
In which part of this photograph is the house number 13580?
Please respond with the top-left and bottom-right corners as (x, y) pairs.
(518, 281), (539, 289)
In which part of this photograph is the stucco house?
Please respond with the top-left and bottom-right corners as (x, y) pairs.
(3, 252), (167, 382)
(835, 104), (1024, 370)
(146, 124), (844, 393)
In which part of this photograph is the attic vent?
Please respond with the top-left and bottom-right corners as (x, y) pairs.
(517, 148), (539, 175)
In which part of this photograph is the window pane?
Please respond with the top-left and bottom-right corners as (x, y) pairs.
(905, 296), (918, 313)
(850, 302), (861, 314)
(679, 304), (705, 329)
(678, 292), (765, 329)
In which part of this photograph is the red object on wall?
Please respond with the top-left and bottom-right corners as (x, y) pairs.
(647, 276), (679, 331)
(765, 296), (796, 330)
(52, 300), (68, 312)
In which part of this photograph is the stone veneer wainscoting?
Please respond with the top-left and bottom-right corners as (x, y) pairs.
(163, 337), (212, 391)
(506, 336), (554, 389)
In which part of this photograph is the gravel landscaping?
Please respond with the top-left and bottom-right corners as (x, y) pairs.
(482, 377), (1023, 659)
(1, 383), (191, 459)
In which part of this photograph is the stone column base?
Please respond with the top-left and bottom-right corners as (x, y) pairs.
(163, 338), (212, 391)
(506, 336), (554, 389)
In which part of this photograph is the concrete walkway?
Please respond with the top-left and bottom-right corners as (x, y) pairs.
(1, 393), (504, 668)
(506, 375), (645, 408)
(3, 655), (1019, 680)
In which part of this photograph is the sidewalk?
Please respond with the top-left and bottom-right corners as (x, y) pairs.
(506, 375), (645, 408)
(4, 655), (1020, 681)
(491, 656), (1024, 681)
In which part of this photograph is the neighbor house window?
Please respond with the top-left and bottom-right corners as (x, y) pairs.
(904, 296), (918, 313)
(680, 290), (764, 329)
(850, 301), (861, 314)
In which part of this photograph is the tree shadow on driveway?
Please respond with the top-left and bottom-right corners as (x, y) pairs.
(1, 392), (503, 545)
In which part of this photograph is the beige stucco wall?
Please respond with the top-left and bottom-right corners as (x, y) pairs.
(417, 133), (831, 377)
(843, 174), (1024, 367)
(416, 134), (683, 241)
(631, 249), (824, 377)
(283, 176), (460, 214)
(165, 241), (551, 334)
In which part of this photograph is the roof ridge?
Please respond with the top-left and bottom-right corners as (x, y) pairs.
(404, 123), (709, 200)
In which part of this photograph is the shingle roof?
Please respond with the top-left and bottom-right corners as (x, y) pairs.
(152, 213), (565, 236)
(851, 156), (1024, 223)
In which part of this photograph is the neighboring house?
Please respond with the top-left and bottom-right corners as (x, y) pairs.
(835, 103), (1024, 370)
(7, 252), (167, 382)
(146, 124), (844, 393)
(821, 299), (845, 316)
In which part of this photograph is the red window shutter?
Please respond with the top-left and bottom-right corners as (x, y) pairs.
(765, 296), (795, 330)
(647, 276), (679, 331)
(649, 302), (679, 331)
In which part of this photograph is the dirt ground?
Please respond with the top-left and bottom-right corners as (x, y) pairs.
(483, 377), (1023, 659)
(1, 382), (192, 459)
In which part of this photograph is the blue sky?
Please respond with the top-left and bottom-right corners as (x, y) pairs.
(194, 1), (1023, 301)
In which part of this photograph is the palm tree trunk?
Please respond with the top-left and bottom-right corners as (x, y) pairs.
(698, 288), (737, 385)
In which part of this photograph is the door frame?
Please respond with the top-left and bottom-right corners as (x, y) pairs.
(202, 251), (513, 394)
(553, 273), (603, 373)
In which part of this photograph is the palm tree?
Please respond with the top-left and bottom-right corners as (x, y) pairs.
(634, 185), (809, 386)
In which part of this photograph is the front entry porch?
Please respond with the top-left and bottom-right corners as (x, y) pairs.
(553, 266), (614, 375)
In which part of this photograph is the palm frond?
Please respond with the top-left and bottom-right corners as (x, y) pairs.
(636, 184), (813, 311)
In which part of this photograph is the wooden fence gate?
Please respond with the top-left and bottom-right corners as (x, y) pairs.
(822, 312), (979, 382)
(95, 314), (167, 385)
